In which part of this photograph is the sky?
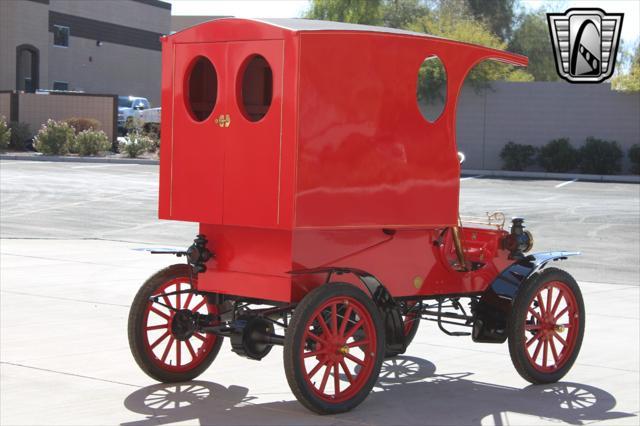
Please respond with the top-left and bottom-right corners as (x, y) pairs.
(166, 0), (639, 46)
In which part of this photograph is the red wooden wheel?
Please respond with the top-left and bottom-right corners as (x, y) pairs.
(523, 281), (580, 373)
(284, 283), (384, 414)
(508, 267), (585, 384)
(129, 264), (223, 382)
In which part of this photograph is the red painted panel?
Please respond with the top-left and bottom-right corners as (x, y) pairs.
(223, 40), (285, 227)
(169, 43), (227, 223)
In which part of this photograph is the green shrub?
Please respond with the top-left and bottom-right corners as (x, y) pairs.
(66, 117), (102, 134)
(500, 141), (536, 171)
(578, 137), (623, 175)
(0, 116), (10, 150)
(75, 129), (111, 156)
(120, 132), (152, 158)
(537, 138), (579, 172)
(8, 121), (32, 150)
(34, 119), (75, 155)
(628, 144), (640, 175)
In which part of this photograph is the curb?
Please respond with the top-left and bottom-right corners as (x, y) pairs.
(461, 169), (640, 184)
(0, 154), (158, 165)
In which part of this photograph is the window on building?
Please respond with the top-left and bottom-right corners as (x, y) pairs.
(53, 81), (69, 91)
(53, 25), (70, 47)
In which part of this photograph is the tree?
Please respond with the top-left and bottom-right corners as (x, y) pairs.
(382, 0), (429, 29)
(613, 41), (640, 91)
(509, 11), (559, 81)
(305, 0), (382, 25)
(410, 2), (533, 98)
(465, 0), (516, 41)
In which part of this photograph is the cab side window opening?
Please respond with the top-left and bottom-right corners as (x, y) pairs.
(239, 55), (273, 122)
(416, 55), (447, 123)
(186, 56), (218, 122)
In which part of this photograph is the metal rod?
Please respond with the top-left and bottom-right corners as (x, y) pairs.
(451, 226), (468, 271)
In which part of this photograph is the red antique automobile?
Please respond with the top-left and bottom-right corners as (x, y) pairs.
(128, 18), (585, 414)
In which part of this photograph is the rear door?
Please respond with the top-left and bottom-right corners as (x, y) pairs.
(170, 43), (226, 223)
(223, 40), (284, 227)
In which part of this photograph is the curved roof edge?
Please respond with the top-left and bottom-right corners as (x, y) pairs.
(167, 18), (527, 67)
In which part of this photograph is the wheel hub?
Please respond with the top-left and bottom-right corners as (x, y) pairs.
(171, 309), (197, 341)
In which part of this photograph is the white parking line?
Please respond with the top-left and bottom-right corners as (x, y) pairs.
(461, 175), (484, 181)
(555, 178), (578, 188)
(71, 163), (139, 169)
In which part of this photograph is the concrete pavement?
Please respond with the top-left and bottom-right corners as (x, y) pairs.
(1, 161), (638, 425)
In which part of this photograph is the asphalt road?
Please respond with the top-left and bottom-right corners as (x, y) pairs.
(1, 160), (638, 285)
(1, 160), (638, 425)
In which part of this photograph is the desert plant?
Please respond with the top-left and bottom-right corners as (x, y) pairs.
(66, 117), (102, 134)
(627, 144), (640, 175)
(0, 116), (10, 150)
(578, 137), (623, 175)
(537, 138), (579, 173)
(33, 119), (75, 155)
(75, 129), (111, 156)
(8, 121), (32, 150)
(500, 141), (536, 171)
(120, 132), (152, 158)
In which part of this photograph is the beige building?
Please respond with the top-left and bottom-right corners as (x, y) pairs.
(0, 0), (171, 106)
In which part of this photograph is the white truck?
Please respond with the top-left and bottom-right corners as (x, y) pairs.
(118, 96), (161, 135)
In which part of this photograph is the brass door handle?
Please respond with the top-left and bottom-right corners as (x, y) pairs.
(214, 114), (231, 128)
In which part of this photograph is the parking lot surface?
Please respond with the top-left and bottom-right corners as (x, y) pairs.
(1, 161), (639, 425)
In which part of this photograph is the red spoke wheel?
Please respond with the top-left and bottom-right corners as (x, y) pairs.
(284, 283), (384, 414)
(508, 267), (585, 384)
(128, 264), (223, 382)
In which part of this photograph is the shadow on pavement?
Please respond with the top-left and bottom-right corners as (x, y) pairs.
(121, 356), (635, 426)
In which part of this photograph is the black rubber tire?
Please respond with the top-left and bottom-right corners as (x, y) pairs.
(283, 283), (385, 414)
(128, 264), (223, 383)
(508, 267), (585, 384)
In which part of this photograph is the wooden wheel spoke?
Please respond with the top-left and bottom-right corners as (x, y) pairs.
(150, 331), (170, 349)
(176, 340), (182, 366)
(146, 323), (168, 331)
(161, 337), (174, 363)
(546, 287), (553, 318)
(176, 283), (181, 309)
(536, 294), (546, 316)
(305, 331), (327, 345)
(331, 303), (338, 334)
(554, 306), (569, 321)
(527, 308), (543, 323)
(532, 337), (544, 360)
(549, 337), (559, 364)
(340, 360), (353, 384)
(193, 332), (206, 342)
(344, 320), (364, 340)
(347, 339), (369, 348)
(150, 306), (170, 320)
(303, 349), (325, 358)
(307, 359), (327, 379)
(526, 332), (542, 348)
(550, 289), (563, 316)
(317, 314), (332, 338)
(191, 299), (206, 313)
(542, 339), (548, 367)
(338, 306), (353, 337)
(319, 363), (332, 393)
(344, 352), (365, 366)
(552, 331), (567, 347)
(333, 363), (340, 395)
(185, 339), (197, 359)
(184, 291), (194, 311)
(525, 324), (542, 331)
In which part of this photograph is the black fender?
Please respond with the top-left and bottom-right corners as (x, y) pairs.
(472, 251), (580, 343)
(289, 267), (406, 356)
